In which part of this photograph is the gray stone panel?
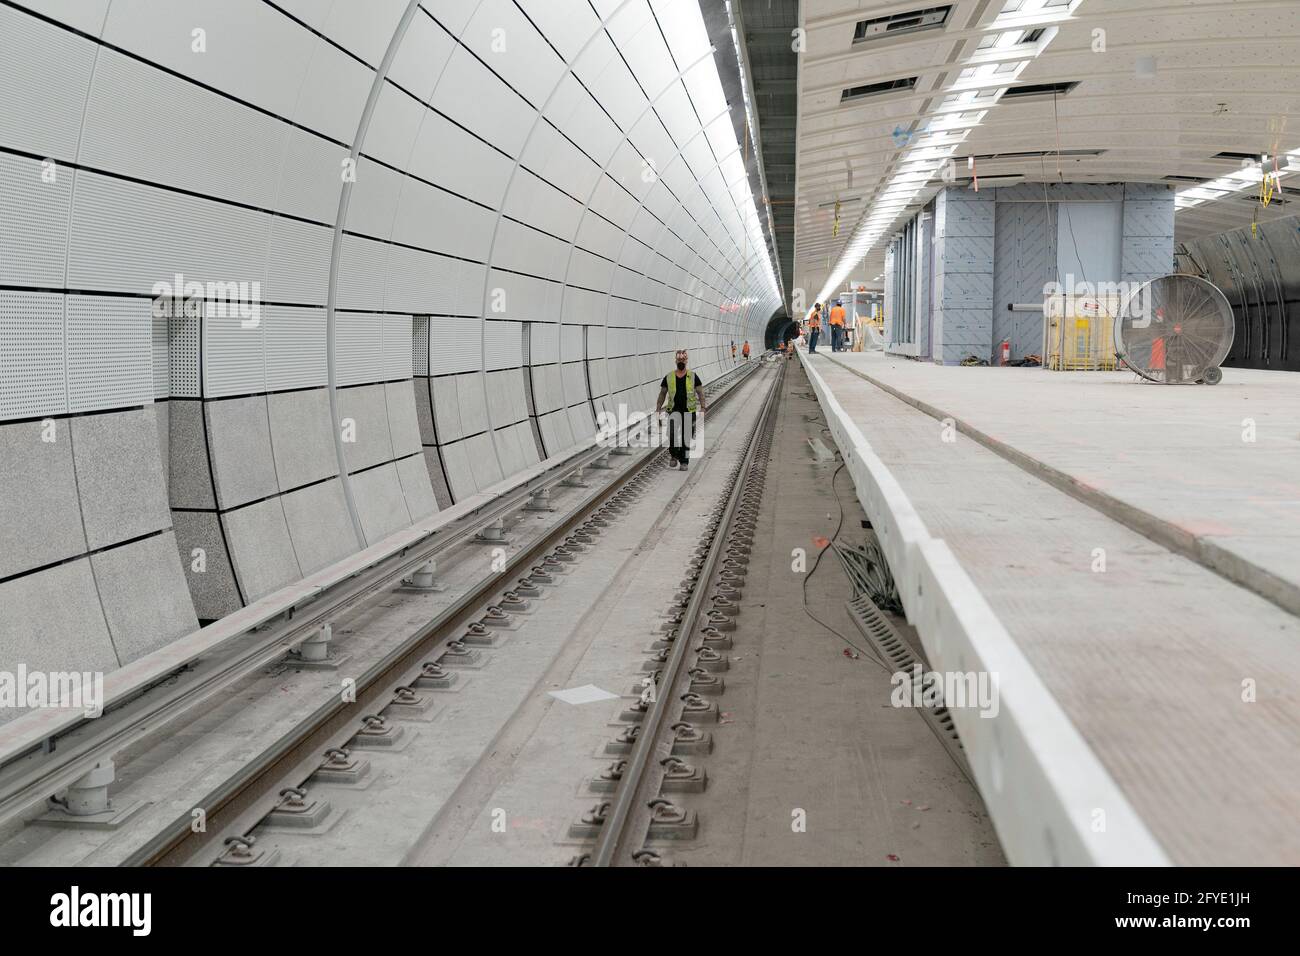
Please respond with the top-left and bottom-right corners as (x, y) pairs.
(351, 462), (412, 544)
(221, 497), (302, 603)
(0, 558), (118, 687)
(396, 452), (438, 521)
(153, 401), (170, 489)
(339, 383), (393, 473)
(423, 447), (453, 510)
(166, 399), (216, 510)
(281, 478), (358, 575)
(431, 376), (462, 441)
(92, 531), (198, 663)
(171, 509), (241, 621)
(385, 381), (423, 458)
(71, 407), (171, 550)
(413, 376), (437, 445)
(205, 395), (279, 508)
(267, 387), (338, 492)
(0, 419), (87, 579)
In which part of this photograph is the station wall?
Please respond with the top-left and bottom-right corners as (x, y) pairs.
(0, 0), (781, 669)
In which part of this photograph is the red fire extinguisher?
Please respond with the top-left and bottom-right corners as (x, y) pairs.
(1000, 339), (1011, 366)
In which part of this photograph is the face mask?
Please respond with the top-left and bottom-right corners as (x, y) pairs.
(676, 361), (686, 370)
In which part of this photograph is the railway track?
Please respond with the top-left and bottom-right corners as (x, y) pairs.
(0, 359), (777, 866)
(575, 359), (784, 866)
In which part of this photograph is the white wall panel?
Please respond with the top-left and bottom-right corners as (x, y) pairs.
(383, 314), (414, 380)
(265, 307), (327, 391)
(0, 292), (66, 420)
(336, 312), (383, 387)
(0, 155), (72, 288)
(80, 50), (289, 214)
(529, 324), (560, 364)
(406, 107), (514, 209)
(391, 177), (496, 262)
(364, 85), (426, 171)
(545, 75), (624, 167)
(282, 0), (408, 67)
(101, 0), (319, 127)
(388, 12), (457, 96)
(455, 373), (490, 436)
(0, 5), (95, 159)
(430, 47), (535, 157)
(465, 432), (502, 487)
(431, 376), (462, 441)
(503, 172), (583, 242)
(203, 313), (264, 398)
(460, 0), (565, 105)
(484, 320), (522, 370)
(66, 293), (154, 408)
(427, 317), (481, 374)
(265, 217), (333, 306)
(68, 173), (270, 296)
(439, 438), (476, 501)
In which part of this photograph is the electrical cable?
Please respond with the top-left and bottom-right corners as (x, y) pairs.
(800, 460), (891, 672)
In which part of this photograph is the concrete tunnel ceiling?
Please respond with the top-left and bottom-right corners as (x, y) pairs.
(0, 0), (785, 669)
(792, 0), (1300, 308)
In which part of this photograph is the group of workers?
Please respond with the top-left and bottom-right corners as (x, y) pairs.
(806, 300), (847, 354)
(730, 341), (752, 361)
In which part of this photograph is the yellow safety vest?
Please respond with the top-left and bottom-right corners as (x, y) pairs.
(664, 370), (697, 412)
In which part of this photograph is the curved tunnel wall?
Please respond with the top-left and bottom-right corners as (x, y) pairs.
(0, 0), (781, 668)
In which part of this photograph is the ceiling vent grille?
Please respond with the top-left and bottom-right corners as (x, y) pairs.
(853, 6), (952, 44)
(1001, 81), (1079, 100)
(1212, 151), (1267, 162)
(961, 148), (1104, 162)
(841, 76), (918, 103)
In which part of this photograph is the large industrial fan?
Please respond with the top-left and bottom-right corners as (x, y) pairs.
(1114, 274), (1235, 384)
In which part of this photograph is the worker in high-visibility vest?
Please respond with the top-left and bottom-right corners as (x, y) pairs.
(829, 300), (846, 352)
(742, 341), (751, 360)
(731, 341), (737, 361)
(808, 303), (823, 354)
(656, 349), (706, 471)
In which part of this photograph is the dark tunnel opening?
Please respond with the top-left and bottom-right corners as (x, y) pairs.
(763, 312), (796, 351)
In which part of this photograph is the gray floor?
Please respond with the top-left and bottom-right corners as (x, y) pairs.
(410, 359), (1001, 867)
(810, 351), (1300, 865)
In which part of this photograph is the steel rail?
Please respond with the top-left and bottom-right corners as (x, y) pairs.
(590, 358), (784, 866)
(141, 361), (772, 867)
(0, 363), (760, 837)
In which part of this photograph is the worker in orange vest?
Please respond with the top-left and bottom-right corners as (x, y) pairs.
(829, 299), (846, 352)
(808, 303), (823, 353)
(742, 340), (751, 360)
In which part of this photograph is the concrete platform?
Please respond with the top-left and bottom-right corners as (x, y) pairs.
(804, 349), (1300, 866)
(825, 352), (1300, 617)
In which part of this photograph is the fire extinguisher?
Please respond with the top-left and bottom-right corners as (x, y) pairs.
(1000, 339), (1011, 366)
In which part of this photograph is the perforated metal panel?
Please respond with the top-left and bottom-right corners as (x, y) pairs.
(265, 306), (326, 391)
(66, 295), (152, 412)
(168, 309), (200, 398)
(427, 316), (480, 375)
(0, 153), (73, 288)
(203, 310), (266, 399)
(484, 319), (522, 370)
(412, 316), (430, 376)
(336, 311), (383, 388)
(152, 312), (169, 398)
(0, 290), (66, 420)
(383, 313), (413, 381)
